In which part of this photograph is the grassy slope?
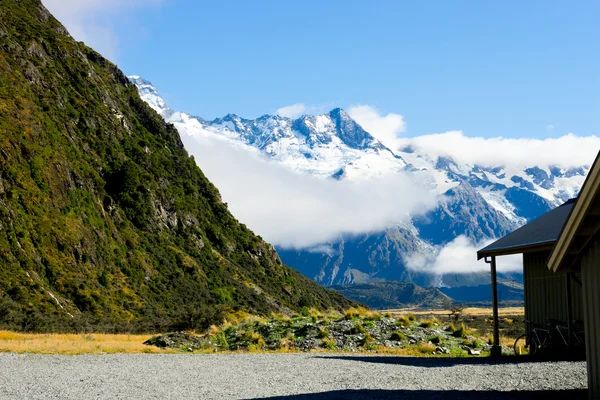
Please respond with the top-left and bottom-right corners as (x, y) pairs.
(0, 0), (354, 333)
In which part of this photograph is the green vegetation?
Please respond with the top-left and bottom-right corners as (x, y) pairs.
(0, 0), (355, 333)
(452, 323), (468, 338)
(428, 335), (442, 344)
(138, 312), (493, 355)
(389, 331), (405, 341)
(331, 282), (451, 309)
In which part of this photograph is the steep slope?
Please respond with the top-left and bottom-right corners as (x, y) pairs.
(0, 0), (354, 332)
(130, 80), (587, 288)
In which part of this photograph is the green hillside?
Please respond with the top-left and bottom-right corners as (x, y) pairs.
(332, 282), (451, 310)
(0, 0), (353, 333)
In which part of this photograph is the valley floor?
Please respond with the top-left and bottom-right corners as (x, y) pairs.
(0, 353), (587, 399)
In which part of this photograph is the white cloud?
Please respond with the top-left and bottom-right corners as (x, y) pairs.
(177, 129), (438, 249)
(399, 131), (600, 169)
(347, 105), (406, 150)
(276, 103), (306, 119)
(43, 0), (161, 61)
(404, 235), (523, 275)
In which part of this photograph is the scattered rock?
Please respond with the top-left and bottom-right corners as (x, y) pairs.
(144, 332), (208, 350)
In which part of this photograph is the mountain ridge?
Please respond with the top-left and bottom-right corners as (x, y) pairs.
(131, 77), (587, 288)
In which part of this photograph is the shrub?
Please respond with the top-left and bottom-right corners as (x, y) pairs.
(407, 314), (416, 322)
(419, 320), (434, 329)
(445, 323), (456, 333)
(418, 343), (437, 354)
(365, 312), (382, 321)
(214, 332), (229, 349)
(397, 316), (410, 327)
(278, 337), (295, 350)
(452, 323), (468, 338)
(351, 322), (367, 335)
(428, 335), (442, 344)
(361, 333), (375, 346)
(321, 338), (336, 350)
(317, 327), (329, 339)
(389, 331), (406, 341)
(385, 312), (392, 318)
(344, 308), (360, 320)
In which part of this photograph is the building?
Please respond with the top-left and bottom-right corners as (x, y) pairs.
(478, 152), (600, 399)
(477, 199), (583, 357)
(548, 153), (600, 400)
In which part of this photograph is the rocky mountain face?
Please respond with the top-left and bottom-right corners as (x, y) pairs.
(131, 79), (587, 289)
(0, 0), (354, 333)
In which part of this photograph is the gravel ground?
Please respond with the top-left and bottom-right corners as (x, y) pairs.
(0, 353), (587, 400)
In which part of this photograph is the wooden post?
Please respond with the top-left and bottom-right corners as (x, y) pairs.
(566, 272), (573, 348)
(490, 256), (501, 358)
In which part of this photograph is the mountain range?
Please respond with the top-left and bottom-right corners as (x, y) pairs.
(130, 78), (586, 289)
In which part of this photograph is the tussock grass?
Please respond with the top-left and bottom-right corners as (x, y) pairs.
(389, 331), (406, 341)
(0, 331), (174, 355)
(452, 323), (468, 338)
(345, 307), (381, 320)
(418, 343), (437, 354)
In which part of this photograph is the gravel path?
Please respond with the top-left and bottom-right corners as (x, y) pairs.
(0, 353), (587, 399)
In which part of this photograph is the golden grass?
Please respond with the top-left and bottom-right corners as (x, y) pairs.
(0, 331), (179, 355)
(384, 307), (524, 317)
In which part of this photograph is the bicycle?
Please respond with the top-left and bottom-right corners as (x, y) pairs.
(550, 318), (585, 349)
(513, 320), (552, 356)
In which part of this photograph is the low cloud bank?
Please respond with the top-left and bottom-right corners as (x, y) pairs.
(179, 131), (438, 249)
(404, 235), (523, 275)
(398, 131), (600, 169)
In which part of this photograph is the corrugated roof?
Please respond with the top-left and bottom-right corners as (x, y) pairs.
(477, 198), (576, 259)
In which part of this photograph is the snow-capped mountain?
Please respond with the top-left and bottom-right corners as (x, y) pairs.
(130, 76), (588, 287)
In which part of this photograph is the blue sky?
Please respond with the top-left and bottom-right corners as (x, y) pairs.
(45, 0), (599, 139)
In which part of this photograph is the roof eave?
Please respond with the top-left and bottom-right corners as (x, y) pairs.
(478, 242), (555, 260)
(548, 153), (600, 273)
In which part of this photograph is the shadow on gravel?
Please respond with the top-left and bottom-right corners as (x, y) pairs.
(251, 388), (587, 400)
(314, 355), (581, 367)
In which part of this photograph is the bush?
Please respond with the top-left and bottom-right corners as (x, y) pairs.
(389, 331), (406, 341)
(397, 316), (410, 327)
(361, 333), (375, 346)
(452, 323), (468, 338)
(418, 343), (437, 354)
(351, 322), (367, 335)
(321, 338), (336, 350)
(428, 335), (441, 344)
(419, 320), (434, 329)
(445, 323), (456, 333)
(317, 327), (329, 339)
(407, 314), (416, 321)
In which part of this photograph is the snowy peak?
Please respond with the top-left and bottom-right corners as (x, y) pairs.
(127, 76), (172, 118)
(130, 75), (587, 222)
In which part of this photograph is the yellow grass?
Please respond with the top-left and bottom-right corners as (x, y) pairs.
(384, 307), (524, 317)
(0, 331), (180, 355)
